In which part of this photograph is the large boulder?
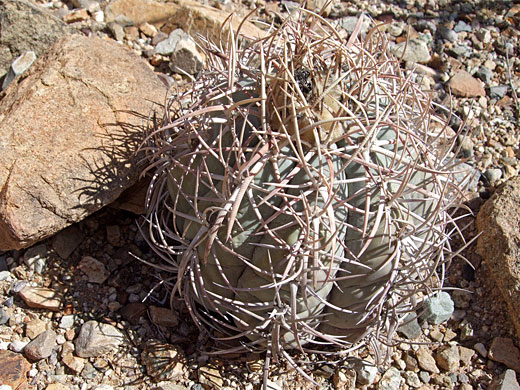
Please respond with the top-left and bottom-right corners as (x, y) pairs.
(0, 35), (166, 250)
(104, 0), (265, 41)
(476, 176), (520, 339)
(0, 0), (73, 79)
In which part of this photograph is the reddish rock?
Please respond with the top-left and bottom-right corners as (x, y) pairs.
(0, 349), (30, 389)
(78, 256), (110, 284)
(488, 337), (520, 372)
(120, 302), (147, 324)
(149, 306), (179, 327)
(19, 286), (62, 311)
(0, 35), (165, 250)
(448, 70), (486, 97)
(477, 177), (520, 338)
(104, 0), (264, 42)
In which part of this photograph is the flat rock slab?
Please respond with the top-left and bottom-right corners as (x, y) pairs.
(0, 349), (31, 388)
(476, 176), (520, 339)
(19, 286), (62, 311)
(104, 0), (265, 42)
(0, 35), (165, 250)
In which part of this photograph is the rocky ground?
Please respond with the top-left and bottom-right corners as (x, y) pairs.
(0, 0), (520, 389)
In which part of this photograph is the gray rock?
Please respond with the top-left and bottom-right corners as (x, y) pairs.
(52, 225), (85, 259)
(107, 22), (125, 42)
(23, 329), (57, 361)
(75, 320), (123, 358)
(169, 38), (204, 75)
(59, 315), (75, 329)
(439, 26), (458, 43)
(353, 360), (378, 385)
(403, 371), (421, 387)
(1, 51), (37, 90)
(483, 168), (503, 186)
(9, 339), (28, 353)
(155, 29), (187, 56)
(488, 369), (520, 390)
(474, 342), (488, 358)
(339, 16), (370, 35)
(490, 85), (508, 99)
(71, 0), (100, 12)
(0, 0), (72, 79)
(416, 20), (437, 34)
(23, 244), (47, 274)
(378, 367), (402, 390)
(458, 135), (474, 159)
(0, 308), (9, 325)
(391, 38), (431, 63)
(476, 66), (493, 84)
(454, 20), (472, 33)
(419, 371), (430, 383)
(398, 313), (422, 339)
(152, 32), (168, 46)
(422, 292), (454, 325)
(0, 270), (12, 281)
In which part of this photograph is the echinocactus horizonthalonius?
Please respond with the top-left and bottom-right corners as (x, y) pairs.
(141, 11), (468, 379)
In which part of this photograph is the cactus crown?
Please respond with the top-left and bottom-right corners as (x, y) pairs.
(140, 10), (468, 381)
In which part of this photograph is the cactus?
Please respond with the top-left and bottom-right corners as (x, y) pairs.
(140, 11), (468, 381)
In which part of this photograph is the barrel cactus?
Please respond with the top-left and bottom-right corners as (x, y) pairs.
(141, 11), (467, 380)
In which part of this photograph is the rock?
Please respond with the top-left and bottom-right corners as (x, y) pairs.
(59, 315), (75, 329)
(75, 320), (123, 358)
(490, 85), (508, 99)
(378, 367), (402, 390)
(169, 37), (204, 75)
(107, 22), (125, 41)
(0, 0), (72, 79)
(62, 8), (90, 23)
(23, 244), (48, 274)
(459, 346), (475, 366)
(476, 177), (520, 338)
(142, 340), (187, 382)
(339, 16), (370, 35)
(140, 22), (158, 37)
(483, 168), (503, 186)
(438, 26), (458, 43)
(149, 306), (179, 328)
(23, 329), (57, 361)
(0, 35), (165, 250)
(62, 353), (86, 373)
(474, 342), (488, 358)
(416, 347), (440, 374)
(155, 29), (187, 55)
(488, 369), (520, 390)
(422, 292), (454, 325)
(1, 51), (37, 90)
(476, 66), (493, 84)
(78, 256), (110, 284)
(25, 318), (47, 339)
(398, 313), (422, 339)
(104, 0), (264, 42)
(333, 368), (356, 390)
(403, 371), (421, 388)
(0, 350), (31, 389)
(9, 340), (28, 353)
(52, 225), (84, 259)
(46, 384), (71, 390)
(391, 38), (431, 63)
(435, 345), (460, 372)
(448, 70), (486, 97)
(106, 225), (122, 247)
(19, 286), (62, 311)
(353, 360), (378, 385)
(199, 366), (223, 389)
(120, 302), (147, 324)
(488, 337), (520, 372)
